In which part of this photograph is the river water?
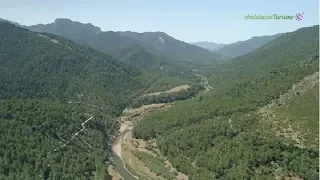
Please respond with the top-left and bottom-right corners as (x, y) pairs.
(112, 153), (136, 180)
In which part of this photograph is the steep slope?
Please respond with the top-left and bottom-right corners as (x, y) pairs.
(117, 31), (220, 60)
(113, 43), (198, 79)
(0, 22), (147, 113)
(27, 19), (208, 78)
(27, 18), (222, 65)
(28, 18), (102, 42)
(190, 41), (225, 51)
(259, 72), (319, 148)
(80, 32), (199, 83)
(0, 22), (154, 179)
(213, 33), (283, 58)
(114, 43), (171, 70)
(133, 25), (319, 180)
(77, 31), (133, 53)
(0, 17), (22, 27)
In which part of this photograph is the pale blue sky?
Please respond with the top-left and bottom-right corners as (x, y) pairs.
(0, 0), (318, 43)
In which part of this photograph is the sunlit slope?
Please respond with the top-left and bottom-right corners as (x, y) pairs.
(133, 25), (319, 180)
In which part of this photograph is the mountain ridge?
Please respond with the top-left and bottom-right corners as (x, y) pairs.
(212, 33), (283, 57)
(26, 18), (223, 62)
(190, 41), (226, 51)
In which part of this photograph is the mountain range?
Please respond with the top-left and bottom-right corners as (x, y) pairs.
(0, 22), (148, 114)
(0, 15), (318, 180)
(28, 18), (102, 41)
(191, 33), (283, 58)
(28, 18), (222, 62)
(134, 25), (319, 179)
(190, 41), (226, 51)
(212, 33), (283, 57)
(2, 17), (287, 63)
(0, 21), (156, 179)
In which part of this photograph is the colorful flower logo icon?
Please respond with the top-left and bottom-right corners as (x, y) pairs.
(296, 12), (304, 21)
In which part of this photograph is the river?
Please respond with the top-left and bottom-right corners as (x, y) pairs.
(111, 71), (211, 180)
(112, 153), (136, 180)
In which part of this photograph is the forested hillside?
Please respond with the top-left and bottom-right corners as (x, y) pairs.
(213, 33), (282, 58)
(117, 31), (221, 60)
(0, 22), (150, 114)
(0, 99), (115, 179)
(27, 18), (222, 71)
(190, 41), (226, 51)
(133, 25), (319, 180)
(0, 22), (153, 179)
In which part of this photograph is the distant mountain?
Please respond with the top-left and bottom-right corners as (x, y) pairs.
(27, 19), (199, 84)
(133, 25), (319, 180)
(213, 33), (283, 58)
(114, 43), (168, 69)
(0, 22), (146, 112)
(113, 43), (194, 75)
(0, 21), (155, 179)
(28, 18), (102, 42)
(78, 31), (133, 53)
(117, 31), (218, 59)
(0, 17), (22, 27)
(26, 18), (221, 63)
(190, 41), (226, 51)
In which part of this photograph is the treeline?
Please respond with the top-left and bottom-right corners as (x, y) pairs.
(133, 25), (319, 179)
(130, 84), (204, 108)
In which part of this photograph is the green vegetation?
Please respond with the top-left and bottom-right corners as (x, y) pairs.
(27, 18), (222, 72)
(113, 43), (200, 82)
(273, 83), (319, 147)
(0, 22), (205, 179)
(0, 99), (114, 179)
(0, 22), (149, 115)
(213, 33), (282, 58)
(146, 76), (196, 93)
(133, 25), (319, 179)
(116, 31), (219, 60)
(130, 85), (204, 108)
(2, 18), (319, 180)
(0, 22), (151, 179)
(133, 151), (176, 180)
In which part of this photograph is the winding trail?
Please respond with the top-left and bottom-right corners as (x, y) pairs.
(54, 114), (93, 152)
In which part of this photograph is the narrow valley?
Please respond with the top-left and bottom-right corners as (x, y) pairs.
(110, 73), (211, 180)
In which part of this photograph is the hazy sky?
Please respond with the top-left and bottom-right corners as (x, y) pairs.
(0, 0), (318, 43)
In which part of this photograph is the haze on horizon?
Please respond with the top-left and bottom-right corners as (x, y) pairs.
(0, 0), (318, 44)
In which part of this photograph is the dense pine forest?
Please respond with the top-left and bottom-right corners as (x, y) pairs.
(130, 84), (204, 108)
(0, 99), (115, 179)
(133, 25), (319, 179)
(0, 21), (206, 180)
(0, 22), (152, 114)
(0, 22), (155, 179)
(0, 17), (319, 180)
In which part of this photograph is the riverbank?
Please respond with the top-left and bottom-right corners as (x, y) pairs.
(109, 73), (212, 179)
(110, 104), (172, 180)
(110, 102), (190, 180)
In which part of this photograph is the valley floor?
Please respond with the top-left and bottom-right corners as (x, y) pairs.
(111, 103), (189, 180)
(109, 73), (211, 180)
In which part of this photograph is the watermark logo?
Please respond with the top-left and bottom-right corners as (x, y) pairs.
(295, 12), (304, 21)
(243, 13), (304, 21)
